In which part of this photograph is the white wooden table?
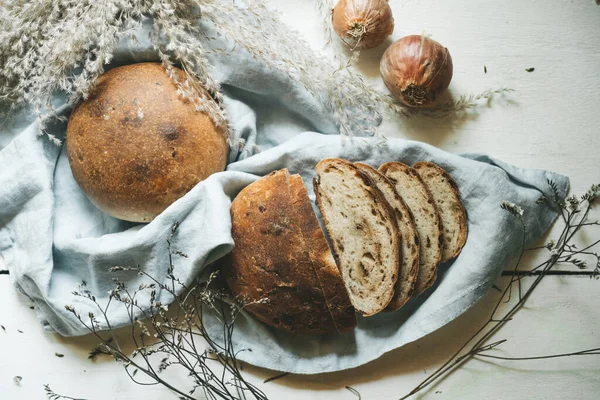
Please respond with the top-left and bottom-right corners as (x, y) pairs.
(1, 1), (599, 399)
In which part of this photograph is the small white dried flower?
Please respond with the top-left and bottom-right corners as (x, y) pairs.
(136, 320), (150, 336)
(501, 201), (524, 218)
(566, 195), (580, 211)
(582, 184), (600, 203)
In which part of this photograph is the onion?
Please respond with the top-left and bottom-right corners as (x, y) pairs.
(331, 0), (394, 50)
(380, 35), (453, 108)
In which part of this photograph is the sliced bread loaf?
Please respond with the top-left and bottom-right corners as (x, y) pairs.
(379, 162), (442, 295)
(314, 158), (400, 316)
(288, 174), (357, 332)
(413, 162), (468, 262)
(355, 163), (420, 311)
(225, 169), (354, 334)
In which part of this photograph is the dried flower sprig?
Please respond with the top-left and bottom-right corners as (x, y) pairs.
(399, 180), (600, 399)
(314, 0), (336, 46)
(406, 88), (515, 118)
(500, 200), (524, 217)
(88, 338), (116, 361)
(44, 384), (88, 400)
(64, 223), (267, 400)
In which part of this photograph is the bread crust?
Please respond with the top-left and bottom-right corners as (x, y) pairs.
(288, 175), (357, 333)
(413, 161), (468, 262)
(355, 162), (420, 311)
(314, 158), (400, 316)
(225, 169), (339, 334)
(379, 161), (443, 295)
(66, 62), (228, 222)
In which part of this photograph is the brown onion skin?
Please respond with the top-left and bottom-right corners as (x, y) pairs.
(332, 0), (394, 50)
(380, 35), (453, 108)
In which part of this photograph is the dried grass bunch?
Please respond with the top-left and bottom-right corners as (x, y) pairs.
(0, 0), (510, 145)
(0, 0), (392, 143)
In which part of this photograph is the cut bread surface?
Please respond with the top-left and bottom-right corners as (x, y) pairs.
(380, 162), (442, 295)
(288, 174), (357, 333)
(413, 162), (468, 263)
(314, 159), (399, 316)
(355, 162), (420, 311)
(226, 169), (349, 334)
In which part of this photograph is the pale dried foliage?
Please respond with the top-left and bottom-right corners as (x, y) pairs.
(0, 0), (387, 143)
(0, 0), (227, 144)
(314, 0), (336, 45)
(406, 88), (515, 118)
(1, 0), (512, 145)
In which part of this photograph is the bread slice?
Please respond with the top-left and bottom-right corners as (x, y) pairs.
(314, 158), (400, 316)
(355, 163), (420, 311)
(288, 174), (357, 333)
(379, 162), (442, 295)
(226, 169), (354, 334)
(413, 162), (468, 262)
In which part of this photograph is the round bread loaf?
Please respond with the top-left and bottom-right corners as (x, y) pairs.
(66, 62), (228, 222)
(224, 169), (356, 334)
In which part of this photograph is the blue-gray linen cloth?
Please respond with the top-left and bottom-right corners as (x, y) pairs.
(0, 22), (568, 374)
